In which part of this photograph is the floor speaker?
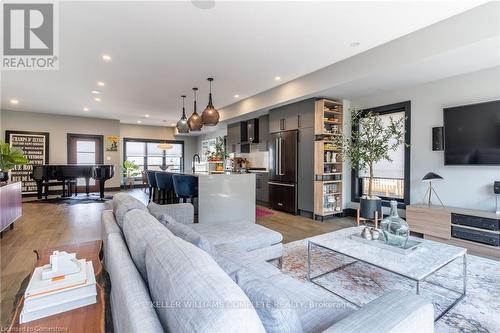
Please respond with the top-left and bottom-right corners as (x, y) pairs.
(432, 127), (444, 151)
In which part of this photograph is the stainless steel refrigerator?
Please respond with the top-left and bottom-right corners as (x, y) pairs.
(268, 130), (298, 214)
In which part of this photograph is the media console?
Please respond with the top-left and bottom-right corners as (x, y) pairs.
(406, 204), (500, 260)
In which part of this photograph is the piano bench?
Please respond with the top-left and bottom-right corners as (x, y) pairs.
(41, 181), (65, 199)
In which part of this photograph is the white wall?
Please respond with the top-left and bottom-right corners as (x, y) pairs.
(1, 110), (122, 188)
(348, 66), (500, 212)
(195, 127), (227, 158)
(0, 111), (198, 188)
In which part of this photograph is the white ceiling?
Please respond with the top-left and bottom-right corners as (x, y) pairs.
(1, 0), (487, 127)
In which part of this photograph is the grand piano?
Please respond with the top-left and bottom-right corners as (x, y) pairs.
(32, 164), (115, 199)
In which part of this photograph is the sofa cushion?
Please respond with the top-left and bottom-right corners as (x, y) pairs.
(122, 209), (174, 281)
(267, 274), (354, 333)
(106, 233), (164, 333)
(165, 219), (216, 255)
(190, 221), (283, 251)
(233, 268), (303, 333)
(148, 202), (194, 225)
(215, 243), (280, 279)
(248, 243), (283, 262)
(112, 193), (148, 228)
(145, 236), (266, 333)
(323, 291), (434, 333)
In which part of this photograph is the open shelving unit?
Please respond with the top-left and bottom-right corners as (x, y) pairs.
(313, 99), (344, 220)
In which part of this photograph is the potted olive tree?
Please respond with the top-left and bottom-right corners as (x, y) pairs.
(0, 142), (28, 182)
(122, 160), (140, 188)
(334, 108), (407, 219)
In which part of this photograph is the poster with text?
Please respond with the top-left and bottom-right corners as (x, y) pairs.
(6, 131), (49, 194)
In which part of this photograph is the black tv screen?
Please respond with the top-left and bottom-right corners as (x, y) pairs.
(444, 100), (500, 165)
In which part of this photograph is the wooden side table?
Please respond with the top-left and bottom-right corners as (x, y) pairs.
(9, 241), (109, 332)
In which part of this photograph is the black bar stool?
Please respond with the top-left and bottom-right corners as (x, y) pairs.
(155, 172), (175, 204)
(146, 170), (158, 203)
(172, 174), (198, 204)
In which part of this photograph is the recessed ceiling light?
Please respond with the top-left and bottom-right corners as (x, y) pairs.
(94, 97), (101, 102)
(274, 76), (281, 81)
(145, 114), (150, 118)
(102, 54), (112, 61)
(83, 107), (90, 112)
(97, 81), (105, 87)
(137, 120), (142, 124)
(350, 42), (360, 47)
(91, 90), (103, 94)
(234, 94), (240, 98)
(9, 99), (19, 105)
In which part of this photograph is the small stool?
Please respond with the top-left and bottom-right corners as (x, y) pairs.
(356, 209), (379, 229)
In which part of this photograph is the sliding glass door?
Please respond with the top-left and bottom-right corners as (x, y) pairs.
(124, 138), (184, 176)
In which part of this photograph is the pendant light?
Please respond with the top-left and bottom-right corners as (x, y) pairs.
(188, 87), (203, 131)
(157, 142), (173, 150)
(176, 95), (189, 134)
(201, 77), (220, 126)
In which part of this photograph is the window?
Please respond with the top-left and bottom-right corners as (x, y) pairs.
(351, 101), (411, 207)
(76, 140), (96, 186)
(124, 138), (184, 175)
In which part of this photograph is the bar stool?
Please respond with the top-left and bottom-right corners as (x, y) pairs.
(141, 171), (148, 192)
(172, 174), (198, 204)
(155, 172), (175, 204)
(146, 170), (158, 203)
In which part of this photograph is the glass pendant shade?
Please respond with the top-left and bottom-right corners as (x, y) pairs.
(201, 77), (220, 126)
(188, 87), (203, 131)
(176, 95), (190, 134)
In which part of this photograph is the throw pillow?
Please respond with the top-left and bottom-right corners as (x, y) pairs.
(165, 220), (217, 255)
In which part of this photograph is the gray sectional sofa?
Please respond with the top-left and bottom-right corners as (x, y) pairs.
(102, 193), (434, 333)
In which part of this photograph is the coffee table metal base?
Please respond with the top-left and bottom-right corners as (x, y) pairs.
(307, 241), (467, 322)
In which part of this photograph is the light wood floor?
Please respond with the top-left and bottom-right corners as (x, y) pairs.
(0, 189), (354, 325)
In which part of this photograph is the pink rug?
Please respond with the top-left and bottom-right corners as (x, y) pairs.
(256, 207), (275, 218)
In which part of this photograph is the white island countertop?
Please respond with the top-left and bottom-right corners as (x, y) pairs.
(196, 173), (256, 224)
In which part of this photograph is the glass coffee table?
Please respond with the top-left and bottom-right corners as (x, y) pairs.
(307, 227), (467, 321)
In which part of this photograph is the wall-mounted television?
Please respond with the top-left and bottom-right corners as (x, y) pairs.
(444, 100), (500, 165)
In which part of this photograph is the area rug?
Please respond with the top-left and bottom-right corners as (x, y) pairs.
(256, 207), (275, 218)
(281, 237), (500, 333)
(25, 194), (113, 205)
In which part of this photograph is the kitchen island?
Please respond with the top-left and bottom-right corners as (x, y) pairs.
(196, 173), (256, 224)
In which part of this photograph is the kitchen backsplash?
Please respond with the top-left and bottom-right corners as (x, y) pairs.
(238, 149), (269, 169)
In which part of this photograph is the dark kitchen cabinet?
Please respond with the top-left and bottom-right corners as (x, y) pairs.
(255, 173), (269, 203)
(269, 98), (315, 133)
(258, 115), (269, 151)
(296, 99), (315, 129)
(269, 103), (298, 133)
(298, 127), (314, 213)
(227, 122), (240, 153)
(246, 119), (259, 143)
